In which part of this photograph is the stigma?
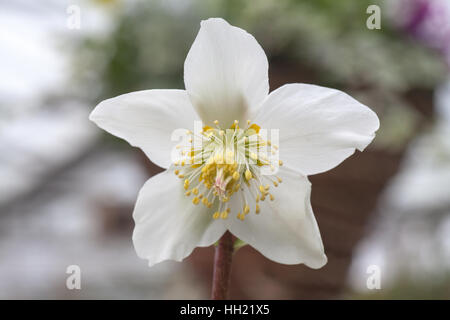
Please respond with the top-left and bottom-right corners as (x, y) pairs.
(173, 120), (283, 221)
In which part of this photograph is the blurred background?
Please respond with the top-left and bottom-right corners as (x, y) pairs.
(1, 0), (450, 299)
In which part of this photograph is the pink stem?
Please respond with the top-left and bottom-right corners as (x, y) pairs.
(211, 231), (234, 300)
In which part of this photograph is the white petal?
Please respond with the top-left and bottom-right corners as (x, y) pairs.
(132, 168), (226, 266)
(184, 18), (269, 127)
(89, 89), (198, 169)
(227, 167), (327, 268)
(253, 84), (380, 175)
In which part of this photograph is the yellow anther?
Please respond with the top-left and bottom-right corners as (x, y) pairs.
(221, 211), (229, 219)
(265, 184), (270, 191)
(213, 211), (220, 219)
(255, 204), (260, 214)
(192, 187), (199, 195)
(247, 119), (251, 125)
(256, 194), (260, 203)
(278, 159), (283, 166)
(226, 208), (230, 213)
(214, 120), (219, 125)
(248, 123), (260, 133)
(260, 195), (266, 201)
(174, 161), (179, 166)
(267, 140), (272, 146)
(250, 152), (258, 161)
(174, 170), (180, 175)
(222, 196), (229, 203)
(184, 179), (189, 190)
(273, 181), (279, 187)
(237, 212), (245, 221)
(202, 198), (208, 205)
(277, 176), (283, 183)
(185, 190), (191, 196)
(198, 194), (203, 199)
(232, 171), (240, 180)
(245, 169), (252, 180)
(234, 120), (239, 125)
(181, 160), (185, 166)
(259, 185), (266, 193)
(269, 193), (275, 201)
(203, 125), (213, 132)
(244, 205), (250, 215)
(178, 174), (185, 179)
(192, 197), (200, 205)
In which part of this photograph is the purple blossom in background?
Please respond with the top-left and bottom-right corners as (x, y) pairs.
(397, 0), (450, 66)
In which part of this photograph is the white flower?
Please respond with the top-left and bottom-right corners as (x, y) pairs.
(89, 18), (379, 269)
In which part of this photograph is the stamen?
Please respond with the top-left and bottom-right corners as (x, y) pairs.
(177, 122), (284, 221)
(259, 185), (266, 194)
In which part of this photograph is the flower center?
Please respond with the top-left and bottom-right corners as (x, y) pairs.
(173, 120), (283, 221)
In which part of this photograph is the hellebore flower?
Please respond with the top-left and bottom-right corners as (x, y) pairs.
(89, 18), (379, 269)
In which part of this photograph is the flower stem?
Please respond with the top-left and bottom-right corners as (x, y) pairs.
(211, 231), (233, 300)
